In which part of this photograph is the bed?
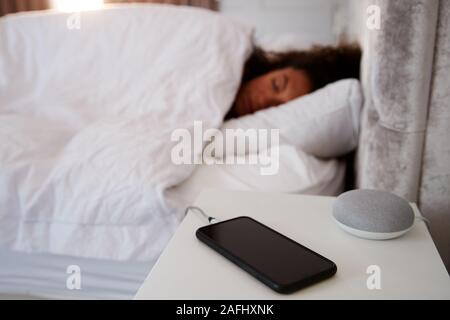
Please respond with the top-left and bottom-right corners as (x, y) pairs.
(0, 4), (253, 299)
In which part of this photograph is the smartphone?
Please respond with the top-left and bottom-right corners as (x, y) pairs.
(196, 216), (337, 294)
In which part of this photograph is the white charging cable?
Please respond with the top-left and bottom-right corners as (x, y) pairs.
(415, 215), (430, 227)
(185, 206), (220, 224)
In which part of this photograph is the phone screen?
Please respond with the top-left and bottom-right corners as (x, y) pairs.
(197, 217), (336, 293)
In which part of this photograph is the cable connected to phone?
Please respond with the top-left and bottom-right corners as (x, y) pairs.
(185, 206), (220, 224)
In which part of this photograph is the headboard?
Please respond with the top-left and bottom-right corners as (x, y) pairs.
(352, 0), (450, 272)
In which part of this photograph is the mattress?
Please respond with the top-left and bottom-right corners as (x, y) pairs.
(0, 250), (153, 300)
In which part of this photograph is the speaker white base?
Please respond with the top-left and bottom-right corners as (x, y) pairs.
(333, 218), (413, 240)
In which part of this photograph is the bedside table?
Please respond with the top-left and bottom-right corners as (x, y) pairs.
(135, 190), (450, 300)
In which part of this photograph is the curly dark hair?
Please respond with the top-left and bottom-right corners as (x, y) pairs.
(241, 43), (362, 91)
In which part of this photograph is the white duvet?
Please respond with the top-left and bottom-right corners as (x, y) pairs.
(0, 5), (252, 261)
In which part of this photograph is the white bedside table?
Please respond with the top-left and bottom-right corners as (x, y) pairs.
(135, 190), (450, 300)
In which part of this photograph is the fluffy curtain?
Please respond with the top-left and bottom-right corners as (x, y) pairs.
(0, 0), (49, 17)
(106, 0), (218, 10)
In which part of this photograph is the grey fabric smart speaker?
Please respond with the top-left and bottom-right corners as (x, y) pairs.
(332, 190), (415, 240)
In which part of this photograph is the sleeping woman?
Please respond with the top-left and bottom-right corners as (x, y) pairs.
(227, 43), (362, 118)
(167, 43), (363, 207)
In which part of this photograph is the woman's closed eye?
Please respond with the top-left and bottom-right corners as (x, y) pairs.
(272, 75), (288, 93)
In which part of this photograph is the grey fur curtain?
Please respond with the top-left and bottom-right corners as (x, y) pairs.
(0, 0), (49, 17)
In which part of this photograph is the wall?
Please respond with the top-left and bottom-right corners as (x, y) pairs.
(218, 0), (348, 47)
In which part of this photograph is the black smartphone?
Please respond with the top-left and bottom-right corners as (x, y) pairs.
(196, 216), (337, 294)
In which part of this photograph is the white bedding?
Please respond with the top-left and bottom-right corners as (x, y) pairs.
(166, 145), (345, 210)
(0, 5), (252, 261)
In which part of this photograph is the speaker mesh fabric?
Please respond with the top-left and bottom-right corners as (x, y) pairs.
(333, 190), (415, 233)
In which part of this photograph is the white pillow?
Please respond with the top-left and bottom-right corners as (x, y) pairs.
(220, 79), (363, 158)
(166, 145), (345, 210)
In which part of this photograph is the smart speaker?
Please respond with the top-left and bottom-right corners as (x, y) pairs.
(332, 190), (415, 240)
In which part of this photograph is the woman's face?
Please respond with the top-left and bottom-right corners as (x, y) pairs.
(232, 67), (312, 117)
